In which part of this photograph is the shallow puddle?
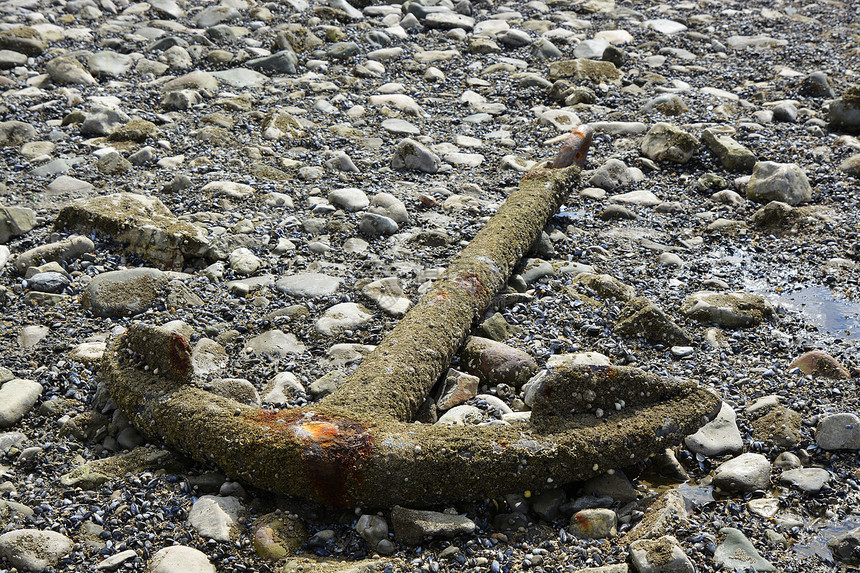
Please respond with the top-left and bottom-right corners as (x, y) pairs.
(793, 517), (860, 564)
(770, 286), (860, 341)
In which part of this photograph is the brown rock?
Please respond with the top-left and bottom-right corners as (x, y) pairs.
(460, 336), (537, 388)
(790, 350), (850, 379)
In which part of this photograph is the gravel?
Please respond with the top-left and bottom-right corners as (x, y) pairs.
(1, 0), (860, 571)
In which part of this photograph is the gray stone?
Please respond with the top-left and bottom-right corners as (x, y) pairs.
(746, 161), (812, 205)
(244, 330), (305, 356)
(0, 529), (73, 572)
(209, 378), (260, 407)
(521, 258), (554, 284)
(246, 50), (298, 74)
(435, 404), (483, 425)
(369, 193), (408, 224)
(588, 158), (635, 191)
(328, 187), (369, 211)
(82, 268), (166, 318)
(827, 85), (860, 133)
(681, 291), (775, 328)
(684, 402), (743, 457)
(816, 413), (860, 450)
(88, 51), (132, 77)
(161, 71), (219, 92)
(548, 59), (621, 83)
(0, 205), (37, 244)
(188, 495), (243, 542)
(26, 271), (70, 294)
(392, 138), (441, 173)
(228, 248), (261, 275)
(574, 38), (609, 60)
(828, 526), (860, 564)
(355, 514), (388, 549)
(712, 453), (771, 493)
(149, 0), (184, 18)
(0, 431), (26, 452)
(614, 297), (691, 346)
(161, 89), (201, 110)
(0, 27), (44, 56)
(460, 336), (537, 389)
(55, 193), (209, 269)
(95, 549), (137, 571)
(640, 122), (699, 163)
(13, 235), (94, 274)
(192, 5), (240, 27)
(46, 56), (96, 85)
(0, 121), (36, 147)
(702, 128), (756, 172)
(361, 277), (411, 317)
(580, 471), (637, 504)
(359, 212), (399, 236)
(779, 468), (830, 493)
(0, 379), (43, 427)
(210, 68), (269, 88)
(425, 12), (474, 31)
(80, 106), (130, 137)
(641, 94), (688, 116)
(315, 302), (373, 336)
(568, 508), (617, 539)
(261, 372), (304, 404)
(629, 535), (693, 573)
(391, 506), (475, 544)
(18, 325), (48, 348)
(714, 527), (775, 571)
(150, 545), (215, 573)
(276, 273), (342, 298)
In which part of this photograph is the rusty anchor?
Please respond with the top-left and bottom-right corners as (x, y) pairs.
(102, 125), (721, 507)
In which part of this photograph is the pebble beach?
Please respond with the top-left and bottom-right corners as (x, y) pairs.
(1, 0), (860, 571)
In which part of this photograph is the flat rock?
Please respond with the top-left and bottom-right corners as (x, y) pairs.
(361, 277), (411, 316)
(684, 402), (743, 456)
(0, 379), (43, 428)
(55, 193), (209, 270)
(816, 413), (860, 450)
(391, 506), (475, 544)
(244, 330), (306, 356)
(81, 268), (167, 317)
(681, 291), (775, 328)
(188, 495), (243, 542)
(548, 59), (621, 83)
(714, 527), (775, 571)
(779, 468), (830, 493)
(150, 545), (215, 573)
(315, 302), (373, 336)
(276, 273), (342, 298)
(712, 453), (771, 493)
(0, 529), (73, 572)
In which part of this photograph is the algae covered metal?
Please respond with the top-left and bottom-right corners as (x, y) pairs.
(102, 126), (720, 507)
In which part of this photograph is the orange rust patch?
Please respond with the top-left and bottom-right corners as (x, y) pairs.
(572, 512), (593, 532)
(452, 273), (487, 298)
(168, 333), (192, 378)
(247, 410), (373, 506)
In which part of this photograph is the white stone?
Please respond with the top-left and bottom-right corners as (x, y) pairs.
(315, 302), (373, 336)
(149, 546), (215, 573)
(188, 495), (243, 542)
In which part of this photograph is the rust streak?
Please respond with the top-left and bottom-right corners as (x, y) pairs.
(247, 410), (374, 506)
